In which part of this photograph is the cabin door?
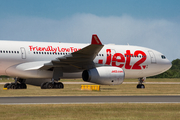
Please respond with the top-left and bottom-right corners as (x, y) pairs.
(20, 47), (26, 59)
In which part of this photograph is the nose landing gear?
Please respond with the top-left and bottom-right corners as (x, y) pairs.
(137, 77), (145, 89)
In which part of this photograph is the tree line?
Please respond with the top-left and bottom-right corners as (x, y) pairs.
(150, 59), (180, 78)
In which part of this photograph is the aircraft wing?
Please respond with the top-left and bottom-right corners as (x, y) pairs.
(40, 34), (104, 72)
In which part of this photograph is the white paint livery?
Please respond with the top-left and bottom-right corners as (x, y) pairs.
(1, 35), (171, 89)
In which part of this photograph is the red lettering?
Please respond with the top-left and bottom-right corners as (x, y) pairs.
(112, 53), (125, 68)
(124, 50), (133, 69)
(29, 46), (33, 51)
(29, 46), (81, 53)
(112, 70), (123, 73)
(98, 60), (103, 64)
(105, 49), (111, 65)
(74, 48), (77, 52)
(132, 50), (147, 69)
(66, 48), (70, 52)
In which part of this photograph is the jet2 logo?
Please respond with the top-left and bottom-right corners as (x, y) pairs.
(100, 49), (147, 70)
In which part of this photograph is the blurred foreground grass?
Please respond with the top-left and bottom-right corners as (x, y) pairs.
(1, 78), (180, 120)
(0, 103), (180, 120)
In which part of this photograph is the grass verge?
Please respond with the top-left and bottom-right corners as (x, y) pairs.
(0, 103), (180, 120)
(1, 83), (180, 96)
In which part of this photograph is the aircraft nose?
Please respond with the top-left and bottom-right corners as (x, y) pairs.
(165, 59), (172, 70)
(159, 58), (172, 72)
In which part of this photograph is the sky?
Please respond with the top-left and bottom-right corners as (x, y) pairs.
(0, 0), (180, 61)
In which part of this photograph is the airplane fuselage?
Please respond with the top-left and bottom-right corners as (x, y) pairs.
(0, 40), (171, 79)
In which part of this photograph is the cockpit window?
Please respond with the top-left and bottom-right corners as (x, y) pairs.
(161, 55), (166, 59)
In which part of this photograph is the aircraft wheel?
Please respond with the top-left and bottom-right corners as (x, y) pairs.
(8, 83), (17, 89)
(4, 83), (10, 88)
(41, 82), (47, 89)
(20, 83), (27, 89)
(46, 82), (53, 89)
(54, 82), (59, 89)
(141, 84), (145, 88)
(137, 84), (145, 89)
(59, 82), (64, 89)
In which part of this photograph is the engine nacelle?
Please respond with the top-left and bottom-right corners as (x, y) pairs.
(82, 66), (125, 85)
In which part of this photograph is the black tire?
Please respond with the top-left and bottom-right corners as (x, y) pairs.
(41, 82), (47, 89)
(59, 82), (64, 89)
(16, 83), (21, 89)
(8, 83), (17, 89)
(21, 83), (27, 89)
(141, 84), (145, 89)
(4, 83), (10, 88)
(137, 84), (145, 89)
(54, 82), (59, 89)
(136, 84), (141, 88)
(46, 82), (53, 89)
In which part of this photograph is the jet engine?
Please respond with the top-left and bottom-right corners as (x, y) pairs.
(82, 66), (125, 85)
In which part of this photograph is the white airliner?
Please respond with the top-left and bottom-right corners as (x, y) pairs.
(2, 34), (171, 89)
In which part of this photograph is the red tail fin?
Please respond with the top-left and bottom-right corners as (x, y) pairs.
(91, 34), (102, 45)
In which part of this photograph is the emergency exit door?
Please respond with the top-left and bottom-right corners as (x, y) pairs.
(148, 51), (156, 63)
(20, 47), (26, 59)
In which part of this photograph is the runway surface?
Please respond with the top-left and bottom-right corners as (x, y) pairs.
(0, 96), (180, 104)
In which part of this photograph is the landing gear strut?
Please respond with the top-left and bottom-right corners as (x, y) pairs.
(4, 78), (27, 89)
(136, 77), (145, 89)
(41, 67), (64, 89)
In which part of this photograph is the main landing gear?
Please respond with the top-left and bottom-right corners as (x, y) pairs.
(136, 77), (145, 89)
(4, 78), (27, 89)
(41, 79), (64, 89)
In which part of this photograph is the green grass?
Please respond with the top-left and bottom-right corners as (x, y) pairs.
(1, 78), (180, 120)
(0, 103), (180, 120)
(1, 83), (180, 97)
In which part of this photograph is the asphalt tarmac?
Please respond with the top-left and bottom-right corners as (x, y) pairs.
(0, 96), (180, 104)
